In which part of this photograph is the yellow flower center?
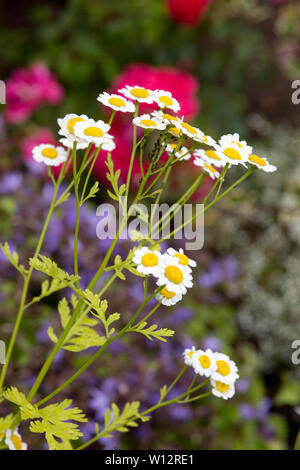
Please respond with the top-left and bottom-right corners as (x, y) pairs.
(249, 154), (266, 166)
(161, 287), (176, 299)
(188, 350), (194, 358)
(174, 253), (189, 266)
(199, 354), (211, 369)
(142, 252), (159, 267)
(0, 432), (4, 440)
(159, 96), (174, 107)
(67, 117), (85, 134)
(163, 113), (178, 122)
(216, 360), (230, 376)
(205, 150), (221, 161)
(215, 381), (230, 393)
(224, 148), (241, 160)
(11, 434), (23, 450)
(182, 122), (197, 135)
(169, 127), (181, 136)
(130, 88), (149, 98)
(165, 265), (183, 284)
(108, 97), (126, 107)
(41, 147), (58, 159)
(140, 119), (157, 127)
(84, 127), (104, 137)
(204, 163), (216, 173)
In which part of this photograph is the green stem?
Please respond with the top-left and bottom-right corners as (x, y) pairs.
(125, 102), (139, 197)
(72, 143), (81, 290)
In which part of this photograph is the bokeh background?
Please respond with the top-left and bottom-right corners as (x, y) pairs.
(1, 0), (300, 450)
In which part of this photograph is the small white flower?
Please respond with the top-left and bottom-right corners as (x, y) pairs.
(211, 379), (235, 400)
(153, 90), (180, 113)
(156, 286), (183, 306)
(73, 119), (111, 146)
(32, 144), (68, 167)
(183, 346), (197, 366)
(132, 247), (162, 276)
(214, 134), (252, 166)
(247, 154), (277, 172)
(193, 158), (220, 179)
(132, 113), (166, 131)
(5, 429), (28, 450)
(152, 110), (180, 125)
(101, 134), (116, 152)
(118, 85), (156, 104)
(97, 92), (135, 113)
(174, 120), (205, 142)
(156, 254), (193, 295)
(57, 113), (89, 149)
(192, 349), (217, 378)
(165, 144), (191, 161)
(166, 248), (196, 269)
(194, 149), (226, 168)
(196, 134), (217, 147)
(211, 352), (239, 385)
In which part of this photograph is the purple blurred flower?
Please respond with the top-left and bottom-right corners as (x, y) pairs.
(202, 336), (221, 352)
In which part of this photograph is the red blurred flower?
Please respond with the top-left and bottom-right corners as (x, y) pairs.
(93, 64), (200, 187)
(5, 63), (64, 124)
(166, 0), (213, 26)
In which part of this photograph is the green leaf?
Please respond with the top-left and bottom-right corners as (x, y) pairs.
(99, 402), (149, 438)
(27, 279), (70, 307)
(129, 322), (175, 342)
(0, 414), (15, 433)
(48, 297), (106, 352)
(81, 181), (100, 204)
(29, 255), (80, 284)
(82, 291), (120, 338)
(0, 242), (28, 277)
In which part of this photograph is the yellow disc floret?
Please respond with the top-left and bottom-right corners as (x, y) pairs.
(216, 360), (230, 376)
(84, 127), (104, 137)
(224, 148), (241, 161)
(199, 354), (211, 369)
(182, 122), (197, 135)
(140, 119), (157, 127)
(67, 117), (85, 134)
(130, 88), (149, 98)
(215, 381), (230, 393)
(142, 253), (159, 267)
(165, 265), (184, 284)
(174, 253), (189, 266)
(159, 96), (173, 107)
(160, 287), (176, 299)
(41, 147), (58, 159)
(108, 97), (126, 107)
(205, 150), (221, 161)
(249, 154), (266, 166)
(11, 434), (23, 450)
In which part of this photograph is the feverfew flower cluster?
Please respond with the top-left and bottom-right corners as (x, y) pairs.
(183, 347), (239, 400)
(0, 428), (27, 450)
(132, 247), (196, 306)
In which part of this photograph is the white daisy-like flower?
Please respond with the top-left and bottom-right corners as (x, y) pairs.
(101, 134), (116, 152)
(168, 125), (183, 138)
(132, 113), (166, 131)
(118, 85), (156, 104)
(183, 346), (197, 366)
(73, 119), (111, 146)
(211, 352), (239, 385)
(247, 154), (277, 172)
(132, 247), (162, 276)
(153, 90), (180, 113)
(174, 120), (204, 142)
(211, 379), (235, 400)
(5, 429), (28, 450)
(166, 248), (196, 269)
(192, 349), (217, 378)
(152, 110), (180, 126)
(156, 254), (193, 295)
(194, 149), (226, 168)
(193, 158), (220, 179)
(32, 144), (68, 167)
(219, 133), (252, 155)
(155, 286), (183, 306)
(165, 144), (191, 161)
(196, 134), (217, 147)
(214, 134), (252, 166)
(57, 113), (89, 149)
(97, 92), (135, 113)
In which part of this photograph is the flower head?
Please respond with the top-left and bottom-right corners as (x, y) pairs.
(118, 85), (156, 104)
(132, 113), (166, 131)
(193, 158), (220, 179)
(214, 134), (252, 166)
(58, 113), (89, 149)
(165, 144), (191, 161)
(153, 90), (180, 113)
(192, 348), (217, 377)
(183, 346), (197, 366)
(174, 119), (204, 142)
(211, 352), (239, 385)
(73, 118), (111, 146)
(211, 379), (235, 400)
(247, 154), (277, 172)
(32, 144), (68, 167)
(132, 247), (162, 276)
(194, 148), (226, 168)
(97, 92), (135, 113)
(156, 254), (193, 295)
(166, 248), (196, 269)
(156, 286), (183, 306)
(5, 429), (28, 450)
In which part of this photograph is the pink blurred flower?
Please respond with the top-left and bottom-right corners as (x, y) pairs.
(166, 0), (213, 26)
(94, 64), (200, 187)
(5, 63), (64, 124)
